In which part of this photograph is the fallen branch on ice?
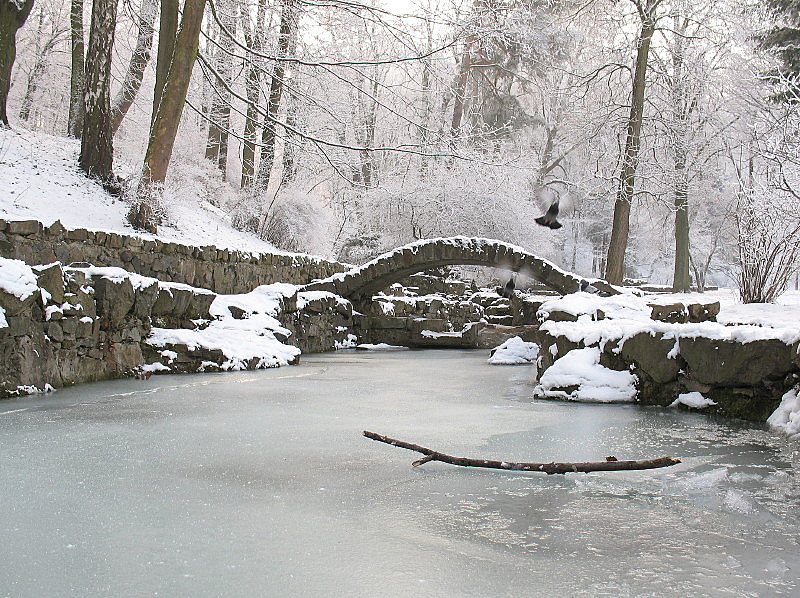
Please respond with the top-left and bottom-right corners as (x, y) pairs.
(363, 430), (681, 475)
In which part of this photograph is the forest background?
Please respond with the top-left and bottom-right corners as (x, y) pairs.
(1, 0), (799, 302)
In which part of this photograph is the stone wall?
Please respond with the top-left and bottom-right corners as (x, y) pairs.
(0, 260), (355, 397)
(0, 219), (347, 293)
(1, 264), (162, 394)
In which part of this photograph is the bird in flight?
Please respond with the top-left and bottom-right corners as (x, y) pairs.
(499, 276), (515, 298)
(535, 199), (562, 229)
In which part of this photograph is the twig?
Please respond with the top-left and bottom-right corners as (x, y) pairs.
(363, 431), (681, 475)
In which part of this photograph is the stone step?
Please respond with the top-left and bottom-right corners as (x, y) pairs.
(484, 305), (512, 317)
(485, 315), (513, 325)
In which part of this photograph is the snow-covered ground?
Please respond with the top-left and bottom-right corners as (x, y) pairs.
(536, 288), (800, 336)
(0, 128), (290, 254)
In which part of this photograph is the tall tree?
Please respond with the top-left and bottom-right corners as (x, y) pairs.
(669, 11), (692, 292)
(67, 0), (85, 136)
(0, 0), (35, 127)
(604, 0), (662, 285)
(78, 0), (117, 184)
(111, 0), (157, 133)
(152, 0), (178, 122)
(129, 0), (207, 232)
(760, 0), (800, 102)
(252, 0), (296, 195)
(240, 0), (266, 189)
(204, 0), (236, 174)
(18, 4), (66, 121)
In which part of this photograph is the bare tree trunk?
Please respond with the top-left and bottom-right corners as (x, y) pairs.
(18, 6), (45, 121)
(204, 0), (236, 174)
(78, 0), (116, 185)
(673, 165), (690, 291)
(19, 9), (67, 122)
(253, 0), (295, 196)
(279, 86), (298, 187)
(356, 75), (379, 187)
(130, 0), (206, 232)
(449, 32), (474, 143)
(670, 14), (691, 292)
(605, 0), (659, 285)
(240, 0), (266, 189)
(152, 0), (178, 124)
(67, 0), (85, 137)
(278, 8), (300, 191)
(418, 48), (432, 178)
(0, 0), (34, 127)
(111, 0), (157, 134)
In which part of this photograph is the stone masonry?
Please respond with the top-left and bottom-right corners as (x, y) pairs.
(0, 219), (346, 293)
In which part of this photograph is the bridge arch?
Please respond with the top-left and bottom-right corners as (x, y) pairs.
(303, 237), (616, 304)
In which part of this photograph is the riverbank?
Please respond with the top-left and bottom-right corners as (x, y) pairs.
(2, 219), (800, 433)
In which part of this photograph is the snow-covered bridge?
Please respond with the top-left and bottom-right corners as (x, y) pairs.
(303, 237), (616, 304)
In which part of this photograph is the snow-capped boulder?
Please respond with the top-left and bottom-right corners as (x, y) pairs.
(488, 336), (539, 365)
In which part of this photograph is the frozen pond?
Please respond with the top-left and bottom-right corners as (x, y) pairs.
(1, 349), (799, 597)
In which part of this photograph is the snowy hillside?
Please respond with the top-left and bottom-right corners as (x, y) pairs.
(0, 128), (288, 255)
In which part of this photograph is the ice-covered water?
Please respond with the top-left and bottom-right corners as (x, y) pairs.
(1, 349), (799, 597)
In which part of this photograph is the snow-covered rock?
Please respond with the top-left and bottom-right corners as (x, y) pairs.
(767, 387), (800, 438)
(487, 336), (539, 365)
(534, 346), (637, 403)
(669, 392), (717, 409)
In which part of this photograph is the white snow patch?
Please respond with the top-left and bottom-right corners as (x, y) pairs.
(669, 392), (717, 409)
(356, 343), (409, 351)
(44, 305), (62, 321)
(724, 489), (756, 514)
(146, 283), (299, 370)
(488, 336), (539, 365)
(147, 322), (299, 371)
(160, 349), (178, 363)
(335, 334), (358, 349)
(535, 347), (637, 403)
(8, 383), (55, 397)
(377, 301), (395, 315)
(767, 387), (800, 438)
(142, 362), (171, 373)
(536, 291), (800, 351)
(66, 265), (161, 292)
(210, 284), (296, 320)
(0, 257), (39, 300)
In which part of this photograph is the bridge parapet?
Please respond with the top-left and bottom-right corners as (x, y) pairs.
(304, 237), (618, 303)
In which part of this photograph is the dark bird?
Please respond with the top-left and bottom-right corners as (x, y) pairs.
(535, 200), (563, 229)
(499, 276), (515, 298)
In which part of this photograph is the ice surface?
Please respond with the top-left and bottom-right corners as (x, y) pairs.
(0, 350), (798, 597)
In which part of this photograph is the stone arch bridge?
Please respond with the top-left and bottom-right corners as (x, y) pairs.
(303, 237), (617, 305)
